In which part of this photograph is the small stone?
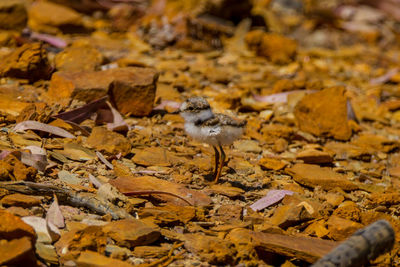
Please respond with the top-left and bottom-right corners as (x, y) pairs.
(0, 0), (27, 30)
(0, 43), (51, 82)
(294, 86), (352, 140)
(132, 246), (170, 258)
(13, 159), (37, 181)
(0, 210), (36, 243)
(1, 193), (42, 208)
(54, 43), (103, 72)
(245, 30), (297, 64)
(183, 233), (237, 265)
(22, 216), (60, 243)
(273, 138), (288, 153)
(28, 1), (85, 34)
(332, 201), (361, 222)
(0, 160), (13, 180)
(139, 205), (198, 225)
(132, 146), (183, 167)
(259, 157), (287, 171)
(269, 203), (313, 228)
(58, 170), (81, 185)
(326, 215), (363, 241)
(102, 219), (160, 248)
(35, 243), (58, 265)
(370, 193), (400, 206)
(0, 237), (36, 265)
(304, 220), (329, 238)
(206, 184), (245, 198)
(324, 193), (345, 207)
(286, 163), (358, 191)
(296, 149), (333, 164)
(233, 140), (262, 153)
(76, 251), (133, 267)
(87, 127), (131, 156)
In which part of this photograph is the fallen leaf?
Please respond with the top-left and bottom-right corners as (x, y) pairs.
(250, 190), (294, 211)
(46, 195), (65, 228)
(13, 121), (76, 139)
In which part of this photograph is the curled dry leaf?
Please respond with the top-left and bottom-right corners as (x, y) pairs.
(13, 120), (76, 139)
(105, 101), (129, 132)
(250, 189), (294, 211)
(46, 195), (65, 228)
(20, 151), (48, 172)
(96, 151), (114, 169)
(88, 173), (102, 189)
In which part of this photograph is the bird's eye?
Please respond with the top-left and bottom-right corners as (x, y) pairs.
(187, 106), (194, 111)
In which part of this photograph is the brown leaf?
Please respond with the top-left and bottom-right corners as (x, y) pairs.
(13, 120), (76, 139)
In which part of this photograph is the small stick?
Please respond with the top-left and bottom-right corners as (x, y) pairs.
(123, 190), (193, 206)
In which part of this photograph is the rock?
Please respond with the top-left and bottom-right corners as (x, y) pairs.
(57, 170), (81, 185)
(369, 193), (400, 206)
(269, 202), (314, 228)
(332, 201), (361, 221)
(12, 159), (37, 181)
(0, 209), (36, 243)
(87, 127), (131, 156)
(0, 237), (36, 266)
(76, 251), (133, 267)
(258, 157), (287, 171)
(110, 176), (212, 206)
(206, 184), (245, 198)
(102, 219), (160, 248)
(132, 146), (183, 167)
(326, 215), (363, 241)
(225, 228), (260, 265)
(286, 163), (358, 191)
(28, 0), (86, 34)
(0, 160), (13, 180)
(296, 149), (333, 164)
(294, 86), (352, 140)
(54, 43), (103, 72)
(0, 0), (27, 30)
(22, 216), (60, 243)
(325, 141), (370, 160)
(251, 231), (337, 263)
(183, 233), (237, 265)
(132, 245), (170, 258)
(214, 204), (243, 223)
(139, 205), (199, 226)
(233, 139), (262, 153)
(35, 243), (58, 265)
(0, 43), (51, 82)
(324, 193), (345, 207)
(245, 30), (297, 64)
(1, 193), (42, 208)
(304, 220), (329, 238)
(48, 67), (158, 115)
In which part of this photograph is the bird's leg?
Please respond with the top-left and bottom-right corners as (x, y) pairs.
(212, 146), (220, 180)
(213, 145), (225, 183)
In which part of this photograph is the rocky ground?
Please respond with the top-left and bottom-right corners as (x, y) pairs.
(1, 0), (400, 266)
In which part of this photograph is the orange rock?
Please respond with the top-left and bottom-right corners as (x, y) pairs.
(332, 201), (361, 222)
(326, 215), (363, 241)
(48, 67), (158, 116)
(1, 193), (42, 208)
(294, 86), (352, 140)
(296, 149), (333, 164)
(0, 237), (36, 266)
(0, 209), (36, 243)
(245, 31), (297, 64)
(12, 159), (37, 181)
(269, 202), (314, 228)
(369, 193), (400, 206)
(54, 43), (103, 72)
(0, 0), (27, 30)
(28, 1), (85, 34)
(0, 160), (13, 180)
(76, 251), (133, 267)
(132, 245), (170, 258)
(102, 219), (160, 248)
(86, 127), (131, 156)
(132, 146), (183, 167)
(304, 220), (329, 238)
(139, 205), (198, 225)
(0, 43), (51, 82)
(184, 233), (237, 265)
(259, 157), (287, 171)
(286, 163), (358, 191)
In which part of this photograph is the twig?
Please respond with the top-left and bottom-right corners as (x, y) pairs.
(0, 181), (131, 220)
(123, 190), (193, 206)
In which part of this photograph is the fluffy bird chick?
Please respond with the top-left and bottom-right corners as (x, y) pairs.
(180, 97), (246, 183)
